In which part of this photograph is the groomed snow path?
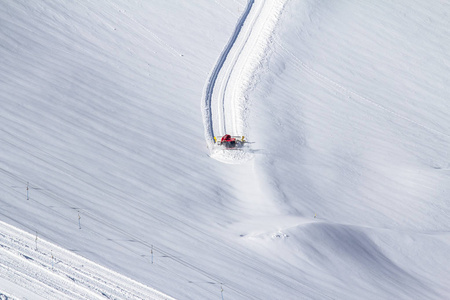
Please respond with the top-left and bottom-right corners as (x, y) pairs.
(202, 0), (286, 163)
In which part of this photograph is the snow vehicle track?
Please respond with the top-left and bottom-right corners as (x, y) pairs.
(0, 220), (174, 300)
(202, 0), (254, 149)
(202, 0), (286, 163)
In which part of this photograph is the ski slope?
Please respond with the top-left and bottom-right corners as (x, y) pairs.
(0, 220), (173, 299)
(204, 0), (286, 163)
(202, 0), (253, 148)
(1, 0), (450, 299)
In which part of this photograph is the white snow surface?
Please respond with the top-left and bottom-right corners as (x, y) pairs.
(0, 220), (173, 299)
(1, 0), (450, 299)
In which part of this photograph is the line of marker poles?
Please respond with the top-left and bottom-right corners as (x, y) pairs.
(24, 183), (228, 298)
(151, 245), (154, 264)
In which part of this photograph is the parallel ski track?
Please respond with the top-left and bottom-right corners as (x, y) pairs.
(216, 1), (263, 137)
(203, 0), (287, 153)
(202, 0), (254, 149)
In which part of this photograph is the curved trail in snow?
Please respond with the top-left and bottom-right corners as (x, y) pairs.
(202, 0), (254, 149)
(202, 0), (286, 163)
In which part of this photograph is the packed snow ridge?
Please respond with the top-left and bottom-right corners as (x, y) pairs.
(202, 0), (286, 164)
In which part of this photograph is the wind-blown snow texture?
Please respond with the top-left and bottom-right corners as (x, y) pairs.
(1, 0), (450, 299)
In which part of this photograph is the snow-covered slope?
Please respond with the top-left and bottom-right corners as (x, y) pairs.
(0, 220), (173, 299)
(246, 0), (450, 298)
(205, 0), (286, 164)
(1, 1), (255, 298)
(1, 0), (450, 299)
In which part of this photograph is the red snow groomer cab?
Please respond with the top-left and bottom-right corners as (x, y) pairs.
(214, 134), (246, 149)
